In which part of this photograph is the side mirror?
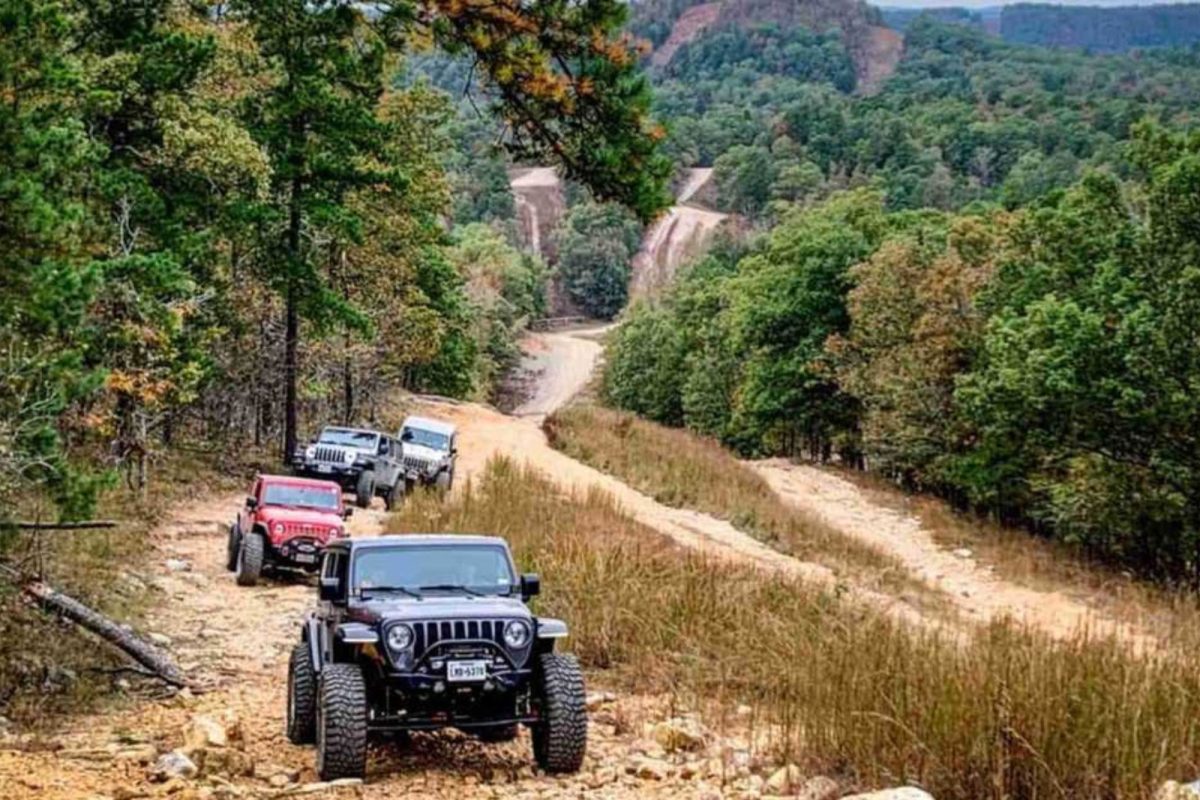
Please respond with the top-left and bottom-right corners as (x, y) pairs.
(319, 576), (342, 603)
(246, 496), (257, 510)
(520, 573), (540, 600)
(342, 507), (353, 519)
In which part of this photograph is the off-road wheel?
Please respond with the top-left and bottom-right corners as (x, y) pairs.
(434, 469), (452, 492)
(235, 531), (264, 587)
(530, 653), (587, 773)
(315, 663), (367, 781)
(475, 723), (519, 743)
(286, 643), (316, 744)
(383, 479), (403, 511)
(354, 472), (374, 509)
(225, 524), (240, 572)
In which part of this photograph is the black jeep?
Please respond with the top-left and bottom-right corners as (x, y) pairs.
(286, 535), (587, 781)
(291, 426), (405, 509)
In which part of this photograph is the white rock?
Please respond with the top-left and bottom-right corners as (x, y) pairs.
(796, 775), (840, 800)
(164, 558), (192, 572)
(765, 764), (803, 794)
(184, 714), (228, 751)
(951, 548), (972, 559)
(585, 691), (617, 711)
(841, 788), (935, 800)
(1156, 781), (1200, 800)
(147, 632), (172, 648)
(152, 750), (198, 780)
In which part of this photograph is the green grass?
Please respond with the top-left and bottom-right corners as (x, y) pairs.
(391, 457), (1200, 799)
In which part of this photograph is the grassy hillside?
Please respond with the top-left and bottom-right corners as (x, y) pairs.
(391, 457), (1200, 799)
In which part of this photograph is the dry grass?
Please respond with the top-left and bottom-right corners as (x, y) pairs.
(0, 444), (260, 724)
(392, 458), (1200, 799)
(544, 404), (927, 598)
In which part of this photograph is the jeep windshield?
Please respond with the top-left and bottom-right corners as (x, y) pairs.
(401, 427), (450, 451)
(318, 428), (379, 451)
(262, 483), (340, 511)
(352, 545), (514, 597)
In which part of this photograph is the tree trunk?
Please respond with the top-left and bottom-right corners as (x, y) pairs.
(22, 580), (187, 687)
(282, 173), (303, 466)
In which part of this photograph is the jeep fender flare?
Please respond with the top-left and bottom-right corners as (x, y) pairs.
(536, 617), (569, 640)
(302, 615), (325, 673)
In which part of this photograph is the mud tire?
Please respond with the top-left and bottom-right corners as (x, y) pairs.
(531, 653), (587, 773)
(287, 643), (317, 744)
(235, 531), (264, 587)
(354, 472), (374, 509)
(434, 469), (452, 492)
(316, 663), (367, 781)
(383, 479), (403, 511)
(225, 524), (240, 572)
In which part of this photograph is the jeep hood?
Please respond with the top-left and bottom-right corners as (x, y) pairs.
(404, 443), (448, 460)
(258, 506), (342, 526)
(350, 595), (531, 622)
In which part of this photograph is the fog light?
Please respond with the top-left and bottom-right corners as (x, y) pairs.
(433, 681), (445, 694)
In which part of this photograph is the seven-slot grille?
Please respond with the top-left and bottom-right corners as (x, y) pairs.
(314, 445), (349, 463)
(408, 619), (525, 662)
(403, 455), (433, 472)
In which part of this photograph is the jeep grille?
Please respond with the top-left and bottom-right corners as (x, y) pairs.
(407, 618), (530, 667)
(403, 455), (433, 472)
(313, 445), (348, 464)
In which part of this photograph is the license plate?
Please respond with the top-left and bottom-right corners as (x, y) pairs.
(316, 464), (332, 473)
(293, 553), (317, 564)
(446, 660), (488, 682)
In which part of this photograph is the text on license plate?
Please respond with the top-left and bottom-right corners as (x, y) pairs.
(293, 553), (317, 564)
(316, 464), (332, 473)
(447, 660), (488, 682)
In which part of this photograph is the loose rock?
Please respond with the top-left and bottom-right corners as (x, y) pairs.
(152, 750), (198, 781)
(765, 764), (803, 795)
(796, 775), (840, 800)
(1156, 782), (1200, 800)
(649, 715), (707, 753)
(165, 558), (192, 572)
(841, 788), (935, 800)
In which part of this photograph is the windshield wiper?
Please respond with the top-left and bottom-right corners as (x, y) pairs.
(418, 583), (485, 598)
(360, 585), (423, 600)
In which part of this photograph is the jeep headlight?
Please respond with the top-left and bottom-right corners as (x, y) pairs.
(272, 522), (285, 535)
(343, 449), (356, 464)
(386, 624), (414, 652)
(305, 445), (316, 459)
(503, 620), (530, 649)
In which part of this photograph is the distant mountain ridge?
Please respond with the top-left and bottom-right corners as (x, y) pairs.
(880, 2), (1200, 51)
(631, 0), (903, 91)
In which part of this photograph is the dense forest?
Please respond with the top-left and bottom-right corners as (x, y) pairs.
(604, 8), (1200, 582)
(882, 2), (1200, 53)
(0, 0), (668, 525)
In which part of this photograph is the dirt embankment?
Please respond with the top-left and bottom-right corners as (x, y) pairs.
(630, 168), (727, 299)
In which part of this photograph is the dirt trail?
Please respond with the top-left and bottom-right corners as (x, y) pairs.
(512, 325), (612, 421)
(752, 460), (1150, 645)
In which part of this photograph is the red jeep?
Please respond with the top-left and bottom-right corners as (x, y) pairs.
(225, 475), (351, 586)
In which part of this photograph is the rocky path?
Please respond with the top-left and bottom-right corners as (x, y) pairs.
(751, 460), (1151, 646)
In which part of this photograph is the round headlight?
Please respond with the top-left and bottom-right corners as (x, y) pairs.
(272, 522), (285, 535)
(386, 624), (414, 651)
(503, 620), (530, 649)
(343, 449), (356, 464)
(305, 445), (316, 458)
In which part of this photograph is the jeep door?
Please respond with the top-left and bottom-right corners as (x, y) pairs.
(377, 436), (400, 488)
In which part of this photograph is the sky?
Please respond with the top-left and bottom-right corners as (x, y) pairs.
(878, 0), (1196, 7)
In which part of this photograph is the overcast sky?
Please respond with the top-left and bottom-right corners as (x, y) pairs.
(878, 0), (1196, 8)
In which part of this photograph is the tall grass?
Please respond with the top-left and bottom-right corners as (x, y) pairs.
(545, 404), (915, 590)
(392, 458), (1200, 799)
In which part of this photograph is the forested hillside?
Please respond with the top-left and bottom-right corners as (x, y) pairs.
(608, 4), (1200, 582)
(881, 2), (1200, 52)
(0, 0), (668, 526)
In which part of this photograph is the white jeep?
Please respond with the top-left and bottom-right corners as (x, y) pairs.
(397, 415), (458, 492)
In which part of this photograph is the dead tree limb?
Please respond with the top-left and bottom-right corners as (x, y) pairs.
(14, 520), (118, 531)
(19, 580), (188, 687)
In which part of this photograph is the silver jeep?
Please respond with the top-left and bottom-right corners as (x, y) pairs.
(398, 415), (458, 492)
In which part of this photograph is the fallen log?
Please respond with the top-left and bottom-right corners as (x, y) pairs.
(14, 520), (118, 531)
(20, 580), (188, 687)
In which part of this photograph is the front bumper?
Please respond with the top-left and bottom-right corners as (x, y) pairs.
(291, 456), (364, 488)
(369, 666), (536, 731)
(270, 536), (326, 570)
